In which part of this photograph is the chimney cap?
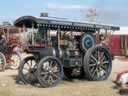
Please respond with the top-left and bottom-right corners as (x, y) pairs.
(40, 13), (48, 17)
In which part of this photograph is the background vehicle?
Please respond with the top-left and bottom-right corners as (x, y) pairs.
(0, 23), (21, 71)
(109, 35), (128, 58)
(14, 16), (119, 87)
(99, 27), (128, 59)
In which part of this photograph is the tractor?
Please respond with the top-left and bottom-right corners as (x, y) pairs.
(14, 16), (120, 87)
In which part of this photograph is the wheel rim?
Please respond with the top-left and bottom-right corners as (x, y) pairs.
(0, 53), (6, 71)
(22, 58), (37, 83)
(39, 59), (62, 86)
(88, 48), (111, 80)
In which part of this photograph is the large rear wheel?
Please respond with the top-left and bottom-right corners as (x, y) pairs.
(84, 45), (112, 80)
(37, 56), (63, 88)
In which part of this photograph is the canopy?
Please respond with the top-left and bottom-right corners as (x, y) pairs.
(0, 25), (19, 33)
(14, 16), (120, 31)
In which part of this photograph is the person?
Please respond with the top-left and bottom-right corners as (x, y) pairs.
(0, 32), (6, 51)
(113, 70), (128, 94)
(0, 32), (6, 44)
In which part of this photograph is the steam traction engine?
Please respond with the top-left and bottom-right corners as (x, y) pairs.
(14, 16), (120, 87)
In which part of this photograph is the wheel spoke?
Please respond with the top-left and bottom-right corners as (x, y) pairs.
(30, 60), (33, 67)
(42, 74), (48, 80)
(52, 66), (58, 73)
(89, 58), (96, 64)
(48, 75), (54, 84)
(101, 61), (109, 65)
(97, 50), (100, 61)
(92, 68), (97, 77)
(89, 63), (97, 67)
(26, 62), (31, 68)
(99, 52), (105, 61)
(49, 61), (54, 68)
(52, 73), (58, 79)
(31, 60), (35, 68)
(23, 67), (29, 71)
(23, 63), (30, 71)
(96, 68), (100, 78)
(41, 72), (49, 75)
(43, 62), (49, 70)
(50, 75), (54, 83)
(91, 55), (98, 62)
(100, 66), (107, 74)
(90, 66), (95, 72)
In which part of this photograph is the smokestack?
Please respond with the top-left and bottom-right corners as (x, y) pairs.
(40, 13), (48, 17)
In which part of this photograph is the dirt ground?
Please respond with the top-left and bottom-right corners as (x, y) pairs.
(0, 57), (128, 96)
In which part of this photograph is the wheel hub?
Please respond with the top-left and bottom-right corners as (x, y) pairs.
(49, 70), (52, 73)
(29, 68), (36, 73)
(97, 61), (104, 67)
(97, 61), (100, 65)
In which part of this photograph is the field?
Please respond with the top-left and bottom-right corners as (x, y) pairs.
(0, 57), (128, 96)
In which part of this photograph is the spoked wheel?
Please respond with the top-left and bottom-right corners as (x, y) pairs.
(37, 56), (63, 88)
(10, 52), (21, 70)
(0, 52), (6, 71)
(84, 45), (112, 81)
(18, 56), (37, 84)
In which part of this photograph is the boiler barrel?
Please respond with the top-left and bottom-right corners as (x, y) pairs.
(28, 46), (63, 58)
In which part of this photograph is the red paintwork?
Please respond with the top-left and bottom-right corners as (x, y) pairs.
(109, 35), (128, 56)
(109, 35), (121, 56)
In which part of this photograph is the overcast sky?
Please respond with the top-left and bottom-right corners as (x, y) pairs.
(0, 0), (127, 26)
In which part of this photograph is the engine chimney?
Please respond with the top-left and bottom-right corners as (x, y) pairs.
(40, 13), (48, 17)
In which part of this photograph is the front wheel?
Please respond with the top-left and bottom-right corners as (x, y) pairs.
(18, 56), (37, 84)
(83, 45), (112, 81)
(37, 56), (63, 88)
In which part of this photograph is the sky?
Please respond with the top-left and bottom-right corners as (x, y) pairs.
(0, 0), (128, 26)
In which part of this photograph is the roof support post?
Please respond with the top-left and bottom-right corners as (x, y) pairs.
(32, 23), (34, 45)
(97, 29), (100, 44)
(47, 28), (51, 46)
(22, 24), (27, 45)
(2, 28), (5, 36)
(7, 28), (9, 42)
(18, 28), (22, 44)
(57, 27), (60, 49)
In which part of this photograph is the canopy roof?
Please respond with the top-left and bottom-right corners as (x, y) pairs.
(14, 16), (120, 31)
(0, 25), (19, 33)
